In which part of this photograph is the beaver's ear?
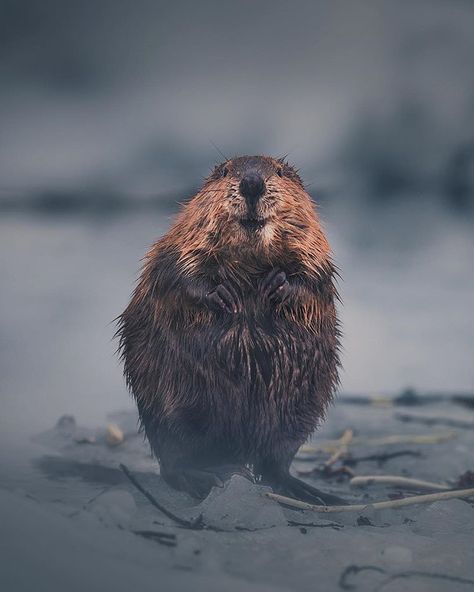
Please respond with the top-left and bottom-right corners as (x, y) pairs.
(276, 157), (304, 187)
(208, 161), (228, 181)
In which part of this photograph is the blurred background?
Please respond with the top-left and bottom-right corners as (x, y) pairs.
(1, 0), (473, 443)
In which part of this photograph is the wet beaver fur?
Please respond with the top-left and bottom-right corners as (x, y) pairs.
(117, 155), (342, 504)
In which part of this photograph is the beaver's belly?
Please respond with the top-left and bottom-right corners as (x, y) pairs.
(180, 316), (323, 450)
(215, 318), (313, 387)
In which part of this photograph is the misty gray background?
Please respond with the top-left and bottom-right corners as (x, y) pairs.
(1, 0), (474, 443)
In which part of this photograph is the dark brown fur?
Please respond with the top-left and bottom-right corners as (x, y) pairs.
(117, 155), (341, 502)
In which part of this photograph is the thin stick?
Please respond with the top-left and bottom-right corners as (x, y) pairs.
(345, 450), (421, 466)
(350, 475), (450, 491)
(298, 431), (456, 456)
(265, 488), (474, 513)
(120, 464), (203, 529)
(324, 429), (353, 468)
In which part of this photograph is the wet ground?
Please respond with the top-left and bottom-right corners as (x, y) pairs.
(2, 395), (473, 592)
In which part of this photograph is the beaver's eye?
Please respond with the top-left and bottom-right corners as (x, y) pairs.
(222, 166), (229, 178)
(276, 166), (283, 178)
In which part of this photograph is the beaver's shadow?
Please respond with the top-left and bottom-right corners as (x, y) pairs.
(34, 455), (129, 486)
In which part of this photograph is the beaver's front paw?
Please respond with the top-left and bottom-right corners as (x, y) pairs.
(205, 283), (240, 314)
(261, 269), (291, 304)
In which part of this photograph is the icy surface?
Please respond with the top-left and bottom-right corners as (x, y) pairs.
(197, 475), (287, 530)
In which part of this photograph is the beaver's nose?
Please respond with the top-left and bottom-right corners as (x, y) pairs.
(239, 172), (266, 205)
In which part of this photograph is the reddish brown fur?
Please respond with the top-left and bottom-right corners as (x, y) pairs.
(117, 155), (341, 500)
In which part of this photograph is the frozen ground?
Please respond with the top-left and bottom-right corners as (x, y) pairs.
(1, 397), (474, 592)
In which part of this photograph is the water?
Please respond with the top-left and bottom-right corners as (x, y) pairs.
(1, 199), (473, 447)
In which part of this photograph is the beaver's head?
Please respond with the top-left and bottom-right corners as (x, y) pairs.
(170, 155), (328, 271)
(208, 155), (304, 235)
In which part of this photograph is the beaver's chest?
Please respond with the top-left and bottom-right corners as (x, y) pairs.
(190, 307), (319, 394)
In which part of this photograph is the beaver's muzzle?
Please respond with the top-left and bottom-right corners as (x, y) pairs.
(239, 171), (266, 208)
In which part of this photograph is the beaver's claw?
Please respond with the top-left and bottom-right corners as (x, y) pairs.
(261, 269), (291, 304)
(205, 283), (240, 314)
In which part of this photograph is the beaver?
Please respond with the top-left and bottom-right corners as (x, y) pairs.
(117, 155), (342, 504)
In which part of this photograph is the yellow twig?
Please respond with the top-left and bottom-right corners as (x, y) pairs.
(298, 431), (456, 456)
(324, 429), (353, 468)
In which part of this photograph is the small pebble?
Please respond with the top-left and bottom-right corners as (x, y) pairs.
(106, 424), (125, 446)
